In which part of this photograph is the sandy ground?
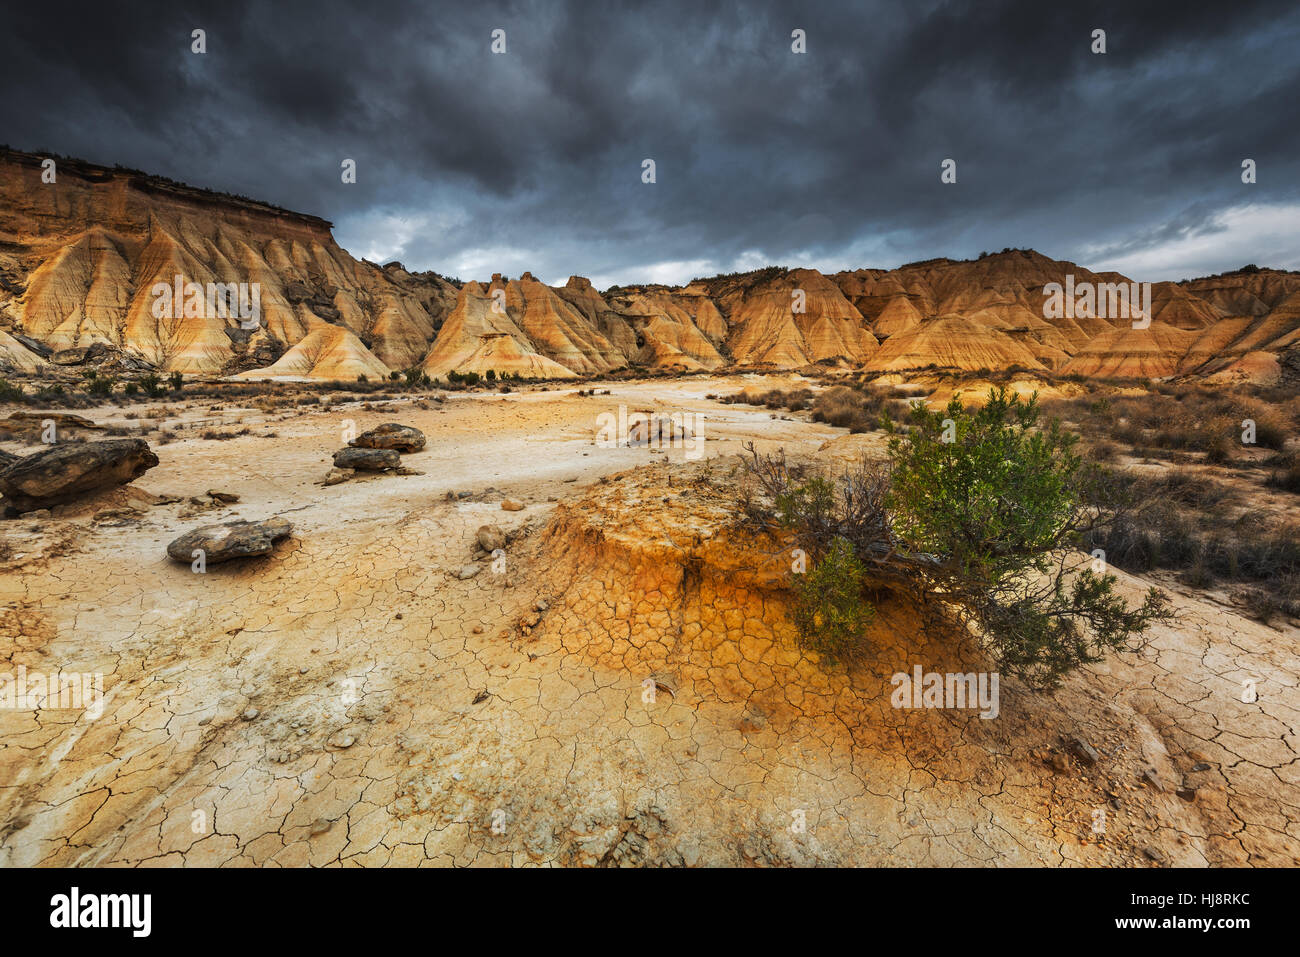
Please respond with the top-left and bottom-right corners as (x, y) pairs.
(0, 374), (1297, 866)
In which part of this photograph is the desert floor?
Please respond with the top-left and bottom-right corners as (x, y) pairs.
(1, 375), (1297, 866)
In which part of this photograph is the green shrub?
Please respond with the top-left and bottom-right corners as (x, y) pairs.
(742, 387), (1172, 690)
(139, 373), (166, 398)
(791, 537), (875, 666)
(0, 378), (22, 402)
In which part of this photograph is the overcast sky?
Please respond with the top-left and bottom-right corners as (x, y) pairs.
(2, 0), (1297, 287)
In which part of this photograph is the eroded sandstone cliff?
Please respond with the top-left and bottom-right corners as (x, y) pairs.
(2, 150), (1298, 383)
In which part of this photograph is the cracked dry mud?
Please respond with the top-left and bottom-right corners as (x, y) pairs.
(1, 377), (1297, 867)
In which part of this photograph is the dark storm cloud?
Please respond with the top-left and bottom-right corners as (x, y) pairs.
(1, 0), (1297, 285)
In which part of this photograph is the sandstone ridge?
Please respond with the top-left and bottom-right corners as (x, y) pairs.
(2, 150), (1297, 383)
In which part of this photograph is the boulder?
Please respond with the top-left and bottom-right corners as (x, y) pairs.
(332, 447), (400, 471)
(349, 423), (426, 453)
(0, 438), (158, 514)
(626, 414), (693, 447)
(166, 517), (293, 565)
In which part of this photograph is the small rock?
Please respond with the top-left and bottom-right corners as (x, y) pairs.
(472, 690), (489, 705)
(207, 489), (240, 503)
(458, 564), (482, 580)
(1068, 735), (1101, 766)
(93, 506), (141, 523)
(1142, 846), (1167, 864)
(1191, 762), (1211, 772)
(1141, 768), (1164, 792)
(321, 467), (354, 486)
(242, 707), (259, 721)
(1176, 786), (1197, 802)
(1047, 752), (1070, 774)
(310, 818), (333, 836)
(500, 498), (525, 511)
(477, 524), (506, 551)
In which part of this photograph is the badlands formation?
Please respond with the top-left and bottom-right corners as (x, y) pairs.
(2, 148), (1299, 386)
(0, 149), (1298, 868)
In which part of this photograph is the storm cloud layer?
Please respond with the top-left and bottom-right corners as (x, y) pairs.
(1, 0), (1296, 286)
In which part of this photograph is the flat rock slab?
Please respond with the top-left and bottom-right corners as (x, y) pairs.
(349, 423), (426, 453)
(166, 517), (293, 564)
(0, 411), (103, 432)
(0, 438), (158, 514)
(332, 447), (400, 471)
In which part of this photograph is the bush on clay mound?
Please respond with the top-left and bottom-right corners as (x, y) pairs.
(791, 536), (876, 667)
(740, 387), (1172, 689)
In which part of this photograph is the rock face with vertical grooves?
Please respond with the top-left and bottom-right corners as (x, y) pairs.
(0, 148), (457, 379)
